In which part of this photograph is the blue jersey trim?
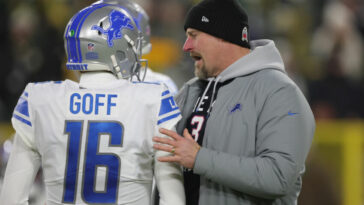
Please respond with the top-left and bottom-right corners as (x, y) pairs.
(161, 90), (170, 97)
(15, 97), (30, 117)
(132, 81), (160, 85)
(159, 96), (179, 116)
(157, 112), (181, 125)
(13, 114), (32, 127)
(65, 14), (76, 64)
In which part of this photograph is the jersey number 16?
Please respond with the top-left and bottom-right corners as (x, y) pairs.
(62, 120), (124, 204)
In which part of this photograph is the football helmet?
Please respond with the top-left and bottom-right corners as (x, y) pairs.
(97, 0), (152, 54)
(64, 2), (146, 80)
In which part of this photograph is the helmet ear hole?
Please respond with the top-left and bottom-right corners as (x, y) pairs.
(115, 50), (134, 78)
(116, 50), (126, 61)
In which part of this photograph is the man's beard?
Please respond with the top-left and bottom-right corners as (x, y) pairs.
(194, 65), (209, 80)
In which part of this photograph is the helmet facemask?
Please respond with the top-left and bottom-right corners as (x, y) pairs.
(110, 30), (147, 81)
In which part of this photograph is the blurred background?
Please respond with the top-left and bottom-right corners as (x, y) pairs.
(0, 0), (363, 204)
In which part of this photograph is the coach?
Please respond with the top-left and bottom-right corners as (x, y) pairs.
(153, 0), (315, 204)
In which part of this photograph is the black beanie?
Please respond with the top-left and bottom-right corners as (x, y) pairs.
(184, 0), (250, 49)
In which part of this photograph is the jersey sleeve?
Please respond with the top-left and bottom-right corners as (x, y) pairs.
(157, 87), (181, 130)
(154, 86), (185, 205)
(0, 133), (41, 204)
(11, 84), (36, 149)
(154, 127), (185, 205)
(162, 79), (178, 96)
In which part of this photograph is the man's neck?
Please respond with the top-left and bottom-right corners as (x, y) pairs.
(79, 71), (119, 88)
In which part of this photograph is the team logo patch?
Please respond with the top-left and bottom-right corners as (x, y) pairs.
(91, 10), (134, 47)
(201, 16), (209, 23)
(87, 43), (94, 51)
(229, 103), (242, 114)
(288, 111), (298, 116)
(242, 26), (248, 42)
(86, 43), (98, 59)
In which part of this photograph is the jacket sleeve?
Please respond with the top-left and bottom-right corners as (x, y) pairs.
(0, 133), (41, 204)
(193, 83), (315, 199)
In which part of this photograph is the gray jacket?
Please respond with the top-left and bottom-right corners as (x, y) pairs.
(176, 40), (315, 205)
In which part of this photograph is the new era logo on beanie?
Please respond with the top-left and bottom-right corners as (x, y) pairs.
(201, 16), (209, 23)
(184, 0), (250, 49)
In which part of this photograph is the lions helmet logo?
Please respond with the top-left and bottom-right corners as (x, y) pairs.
(91, 10), (134, 47)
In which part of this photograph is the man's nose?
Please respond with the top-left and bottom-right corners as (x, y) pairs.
(183, 37), (193, 52)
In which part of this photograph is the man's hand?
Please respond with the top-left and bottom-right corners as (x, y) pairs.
(153, 128), (201, 169)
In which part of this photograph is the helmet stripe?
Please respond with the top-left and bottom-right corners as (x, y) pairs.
(66, 8), (91, 63)
(66, 3), (109, 63)
(65, 14), (77, 64)
(75, 4), (111, 62)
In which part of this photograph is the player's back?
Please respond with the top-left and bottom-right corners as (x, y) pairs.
(12, 79), (179, 204)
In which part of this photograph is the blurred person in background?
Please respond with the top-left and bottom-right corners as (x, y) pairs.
(136, 0), (196, 89)
(0, 0), (11, 121)
(153, 0), (315, 204)
(309, 0), (364, 119)
(312, 0), (363, 81)
(0, 2), (185, 204)
(0, 2), (64, 121)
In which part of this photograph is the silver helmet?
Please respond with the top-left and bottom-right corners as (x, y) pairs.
(97, 0), (152, 54)
(64, 2), (146, 80)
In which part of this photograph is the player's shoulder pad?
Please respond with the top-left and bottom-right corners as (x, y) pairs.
(27, 80), (64, 91)
(13, 89), (32, 127)
(158, 86), (180, 125)
(132, 81), (161, 86)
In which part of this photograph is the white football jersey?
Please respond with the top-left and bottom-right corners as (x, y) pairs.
(11, 79), (181, 204)
(144, 68), (178, 96)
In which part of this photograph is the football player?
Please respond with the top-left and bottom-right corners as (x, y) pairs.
(0, 2), (185, 205)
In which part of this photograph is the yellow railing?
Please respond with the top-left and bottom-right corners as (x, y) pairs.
(313, 120), (364, 205)
(0, 120), (363, 204)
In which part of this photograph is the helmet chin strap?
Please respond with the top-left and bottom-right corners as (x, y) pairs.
(110, 54), (123, 79)
(135, 31), (148, 82)
(138, 58), (148, 81)
(124, 34), (138, 55)
(124, 33), (148, 81)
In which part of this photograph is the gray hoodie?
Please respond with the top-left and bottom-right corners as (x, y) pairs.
(176, 40), (315, 205)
